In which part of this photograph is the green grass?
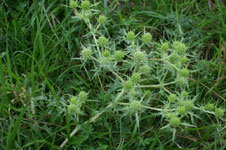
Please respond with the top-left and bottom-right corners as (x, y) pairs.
(0, 0), (225, 149)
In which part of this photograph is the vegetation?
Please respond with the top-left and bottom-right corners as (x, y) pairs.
(0, 0), (225, 149)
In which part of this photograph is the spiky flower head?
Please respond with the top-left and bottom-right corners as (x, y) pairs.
(114, 50), (124, 61)
(68, 104), (79, 113)
(98, 15), (107, 25)
(133, 51), (145, 63)
(81, 0), (90, 10)
(177, 106), (186, 115)
(215, 108), (224, 117)
(160, 42), (169, 52)
(182, 90), (188, 98)
(176, 77), (187, 87)
(180, 56), (188, 64)
(170, 116), (181, 127)
(130, 100), (142, 112)
(124, 80), (134, 90)
(206, 103), (214, 111)
(98, 36), (108, 47)
(168, 94), (177, 103)
(126, 31), (135, 42)
(142, 33), (152, 44)
(81, 49), (92, 59)
(174, 42), (187, 55)
(131, 72), (141, 83)
(78, 91), (88, 102)
(70, 0), (77, 9)
(179, 68), (189, 77)
(103, 50), (110, 57)
(70, 96), (77, 104)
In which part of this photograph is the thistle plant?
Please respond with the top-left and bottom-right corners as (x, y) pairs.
(60, 1), (226, 148)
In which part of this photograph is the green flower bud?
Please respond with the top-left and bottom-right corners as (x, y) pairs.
(215, 108), (224, 117)
(130, 100), (142, 112)
(175, 43), (186, 55)
(179, 68), (189, 77)
(168, 94), (177, 103)
(68, 104), (77, 113)
(182, 90), (188, 98)
(98, 15), (107, 24)
(70, 96), (77, 104)
(180, 56), (188, 64)
(177, 106), (186, 115)
(206, 103), (214, 111)
(81, 49), (92, 59)
(98, 36), (107, 47)
(81, 0), (90, 10)
(126, 31), (135, 42)
(133, 51), (145, 63)
(114, 50), (124, 61)
(161, 42), (169, 52)
(78, 91), (88, 102)
(131, 72), (141, 83)
(70, 0), (77, 9)
(103, 50), (110, 57)
(170, 117), (181, 127)
(142, 33), (152, 44)
(124, 80), (134, 90)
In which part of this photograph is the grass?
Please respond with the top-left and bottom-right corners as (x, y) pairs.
(0, 0), (226, 149)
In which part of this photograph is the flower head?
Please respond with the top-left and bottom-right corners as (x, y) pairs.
(206, 103), (214, 111)
(168, 94), (177, 103)
(161, 42), (169, 52)
(175, 42), (186, 55)
(103, 50), (110, 57)
(126, 31), (135, 42)
(98, 15), (107, 25)
(179, 68), (189, 77)
(98, 36), (108, 47)
(78, 91), (88, 102)
(133, 51), (145, 63)
(81, 0), (90, 10)
(215, 108), (224, 117)
(114, 50), (124, 61)
(124, 80), (134, 90)
(131, 72), (141, 83)
(180, 56), (188, 64)
(177, 106), (186, 115)
(70, 0), (77, 9)
(170, 116), (181, 127)
(81, 49), (92, 59)
(130, 100), (142, 112)
(142, 33), (152, 44)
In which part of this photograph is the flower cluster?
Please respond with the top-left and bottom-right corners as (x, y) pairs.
(68, 0), (225, 139)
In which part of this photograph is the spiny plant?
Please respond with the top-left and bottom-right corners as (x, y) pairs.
(61, 0), (226, 147)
